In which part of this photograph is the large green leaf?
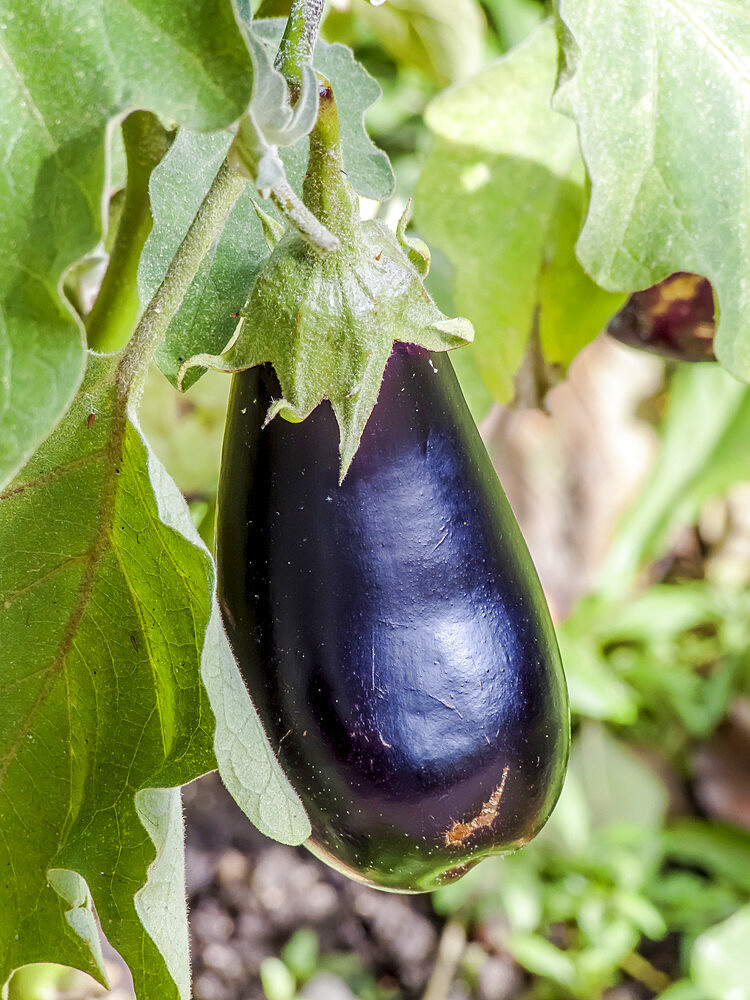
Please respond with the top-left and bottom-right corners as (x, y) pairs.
(555, 0), (750, 384)
(0, 0), (255, 489)
(141, 21), (394, 389)
(0, 353), (308, 998)
(414, 22), (623, 403)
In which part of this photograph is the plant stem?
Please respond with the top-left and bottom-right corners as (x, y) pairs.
(87, 112), (171, 353)
(257, 0), (291, 15)
(226, 0), (340, 254)
(302, 82), (358, 242)
(275, 0), (325, 89)
(228, 117), (340, 252)
(116, 159), (246, 404)
(115, 0), (330, 387)
(620, 953), (671, 993)
(270, 171), (341, 250)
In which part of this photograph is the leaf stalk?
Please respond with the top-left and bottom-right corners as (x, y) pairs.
(87, 112), (171, 353)
(302, 80), (358, 242)
(116, 159), (246, 404)
(275, 0), (325, 89)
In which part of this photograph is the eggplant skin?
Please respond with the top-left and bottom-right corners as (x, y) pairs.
(217, 344), (569, 893)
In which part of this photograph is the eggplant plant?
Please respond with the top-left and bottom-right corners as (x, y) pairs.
(1, 0), (749, 996)
(189, 78), (569, 892)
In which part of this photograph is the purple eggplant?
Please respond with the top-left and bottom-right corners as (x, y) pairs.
(217, 344), (569, 892)
(607, 273), (716, 362)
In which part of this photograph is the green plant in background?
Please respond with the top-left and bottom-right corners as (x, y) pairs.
(3, 0), (750, 998)
(424, 358), (750, 997)
(259, 928), (399, 1000)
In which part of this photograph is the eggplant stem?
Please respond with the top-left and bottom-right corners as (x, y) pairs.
(117, 159), (246, 405)
(275, 0), (325, 90)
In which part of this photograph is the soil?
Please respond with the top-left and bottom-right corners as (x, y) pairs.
(185, 773), (445, 1000)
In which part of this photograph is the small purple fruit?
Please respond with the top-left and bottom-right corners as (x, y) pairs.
(608, 273), (715, 362)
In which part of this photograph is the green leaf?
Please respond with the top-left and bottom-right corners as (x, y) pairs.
(691, 905), (750, 1000)
(0, 353), (308, 997)
(656, 983), (706, 1000)
(351, 0), (487, 86)
(662, 821), (750, 895)
(556, 624), (638, 724)
(200, 603), (310, 845)
(569, 723), (668, 833)
(601, 364), (750, 594)
(260, 957), (297, 1000)
(484, 0), (544, 52)
(281, 928), (319, 983)
(555, 0), (750, 384)
(0, 0), (255, 488)
(507, 933), (577, 988)
(424, 247), (494, 421)
(138, 366), (230, 496)
(414, 21), (624, 403)
(598, 585), (721, 645)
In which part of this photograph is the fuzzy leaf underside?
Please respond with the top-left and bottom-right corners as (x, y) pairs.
(180, 222), (473, 477)
(140, 23), (395, 392)
(414, 21), (624, 404)
(0, 354), (308, 998)
(555, 0), (750, 383)
(0, 0), (256, 490)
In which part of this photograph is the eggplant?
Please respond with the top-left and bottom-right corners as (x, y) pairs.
(217, 343), (569, 893)
(607, 272), (715, 362)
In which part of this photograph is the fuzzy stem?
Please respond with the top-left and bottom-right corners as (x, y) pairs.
(116, 159), (246, 404)
(87, 112), (171, 353)
(226, 0), (339, 253)
(302, 81), (358, 241)
(275, 0), (325, 89)
(227, 118), (340, 252)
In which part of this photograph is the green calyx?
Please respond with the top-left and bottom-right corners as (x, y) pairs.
(179, 84), (473, 479)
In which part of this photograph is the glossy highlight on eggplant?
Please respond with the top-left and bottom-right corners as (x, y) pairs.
(217, 344), (569, 893)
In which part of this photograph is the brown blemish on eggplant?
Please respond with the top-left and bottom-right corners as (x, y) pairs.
(444, 766), (509, 847)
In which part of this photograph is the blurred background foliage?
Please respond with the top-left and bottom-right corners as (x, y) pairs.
(15, 1), (750, 999)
